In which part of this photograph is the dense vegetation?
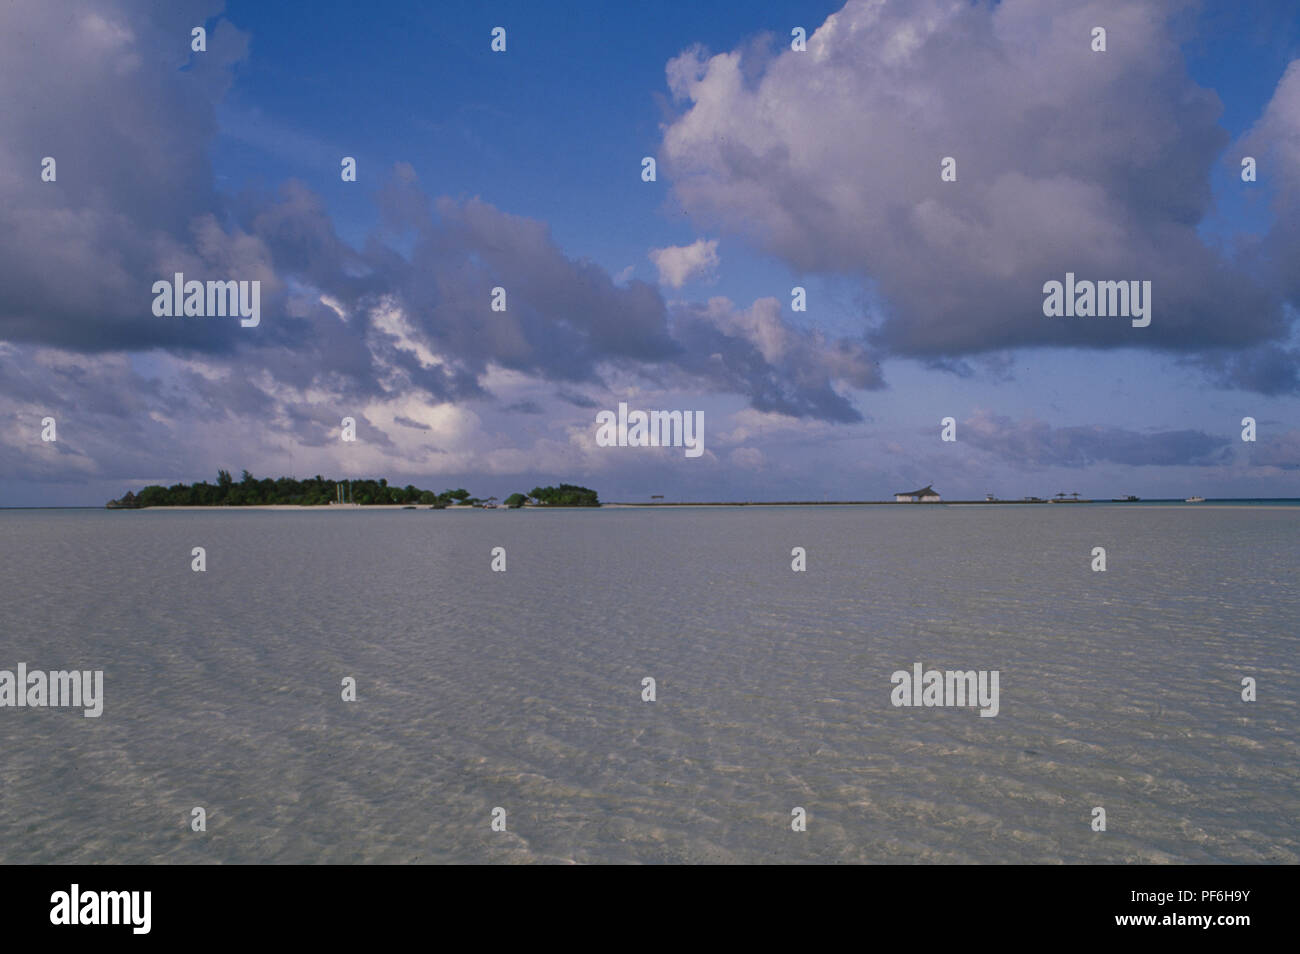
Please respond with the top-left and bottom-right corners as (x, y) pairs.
(106, 471), (599, 508)
(525, 484), (601, 507)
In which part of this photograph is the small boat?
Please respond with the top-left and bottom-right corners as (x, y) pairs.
(1110, 495), (1140, 502)
(1185, 496), (1206, 503)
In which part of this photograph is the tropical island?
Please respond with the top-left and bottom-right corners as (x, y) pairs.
(106, 470), (600, 509)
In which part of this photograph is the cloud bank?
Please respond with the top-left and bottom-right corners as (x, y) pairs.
(659, 0), (1300, 389)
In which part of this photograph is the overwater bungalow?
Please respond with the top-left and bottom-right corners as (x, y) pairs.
(894, 484), (941, 502)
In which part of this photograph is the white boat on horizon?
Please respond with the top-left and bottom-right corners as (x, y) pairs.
(1185, 496), (1206, 503)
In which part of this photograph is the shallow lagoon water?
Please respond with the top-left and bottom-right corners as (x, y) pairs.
(1, 505), (1296, 863)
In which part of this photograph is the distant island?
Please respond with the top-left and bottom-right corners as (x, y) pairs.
(106, 470), (600, 509)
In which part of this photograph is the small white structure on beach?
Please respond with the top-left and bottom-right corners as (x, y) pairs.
(894, 484), (941, 502)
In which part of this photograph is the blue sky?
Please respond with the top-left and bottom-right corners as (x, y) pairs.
(211, 0), (1299, 297)
(213, 1), (845, 297)
(2, 0), (1298, 505)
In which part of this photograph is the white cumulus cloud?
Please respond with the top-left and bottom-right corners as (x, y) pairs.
(649, 238), (719, 288)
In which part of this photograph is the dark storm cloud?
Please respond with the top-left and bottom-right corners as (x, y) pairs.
(962, 410), (1234, 468)
(503, 401), (544, 415)
(0, 0), (262, 355)
(671, 297), (882, 422)
(0, 0), (880, 424)
(0, 348), (161, 419)
(394, 415), (433, 431)
(1192, 344), (1300, 397)
(554, 390), (601, 409)
(1249, 429), (1300, 470)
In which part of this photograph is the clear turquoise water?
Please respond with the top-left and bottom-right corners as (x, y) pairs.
(1, 506), (1296, 863)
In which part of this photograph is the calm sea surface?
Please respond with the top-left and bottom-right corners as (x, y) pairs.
(1, 505), (1296, 863)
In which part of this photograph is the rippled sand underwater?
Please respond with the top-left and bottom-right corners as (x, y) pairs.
(1, 506), (1296, 864)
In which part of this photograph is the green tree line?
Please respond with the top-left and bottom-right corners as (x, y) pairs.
(106, 471), (599, 508)
(522, 484), (601, 507)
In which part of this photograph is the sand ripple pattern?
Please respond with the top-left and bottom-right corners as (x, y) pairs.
(0, 506), (1295, 863)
